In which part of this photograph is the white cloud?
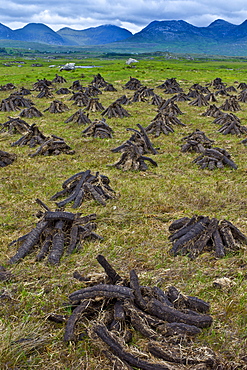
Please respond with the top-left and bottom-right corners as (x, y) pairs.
(1, 0), (247, 33)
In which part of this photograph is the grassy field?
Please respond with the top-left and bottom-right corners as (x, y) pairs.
(0, 56), (247, 369)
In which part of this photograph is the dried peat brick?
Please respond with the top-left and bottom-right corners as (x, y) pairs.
(50, 170), (116, 208)
(52, 74), (67, 84)
(56, 255), (217, 368)
(110, 141), (158, 171)
(8, 201), (102, 264)
(29, 135), (75, 157)
(168, 215), (247, 258)
(43, 100), (69, 113)
(82, 118), (113, 138)
(112, 124), (158, 155)
(19, 106), (43, 118)
(145, 112), (185, 137)
(181, 129), (214, 153)
(123, 76), (142, 90)
(102, 102), (130, 118)
(65, 109), (91, 125)
(11, 124), (47, 148)
(193, 147), (237, 170)
(0, 117), (30, 134)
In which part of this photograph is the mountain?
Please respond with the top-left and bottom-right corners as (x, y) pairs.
(125, 20), (207, 43)
(57, 25), (132, 45)
(118, 19), (247, 55)
(226, 20), (247, 41)
(2, 19), (247, 56)
(0, 23), (14, 39)
(12, 23), (70, 45)
(123, 19), (242, 44)
(205, 19), (237, 39)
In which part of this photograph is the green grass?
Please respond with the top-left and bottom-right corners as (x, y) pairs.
(0, 56), (247, 368)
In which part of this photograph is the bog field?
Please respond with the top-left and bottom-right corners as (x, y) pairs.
(0, 56), (247, 369)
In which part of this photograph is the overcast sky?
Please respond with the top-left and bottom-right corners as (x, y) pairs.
(1, 0), (247, 34)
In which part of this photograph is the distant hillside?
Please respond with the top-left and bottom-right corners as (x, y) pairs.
(123, 19), (246, 43)
(57, 25), (132, 45)
(11, 23), (70, 45)
(2, 19), (247, 56)
(0, 23), (14, 39)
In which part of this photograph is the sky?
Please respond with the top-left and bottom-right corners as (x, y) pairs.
(1, 0), (247, 34)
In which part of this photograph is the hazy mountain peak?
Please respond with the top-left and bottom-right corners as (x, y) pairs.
(207, 19), (235, 28)
(57, 24), (132, 45)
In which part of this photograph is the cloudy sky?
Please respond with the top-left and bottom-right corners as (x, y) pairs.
(1, 0), (247, 34)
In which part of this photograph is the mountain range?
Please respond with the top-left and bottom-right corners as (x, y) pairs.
(1, 19), (247, 55)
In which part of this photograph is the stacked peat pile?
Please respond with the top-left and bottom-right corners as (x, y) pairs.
(50, 170), (116, 208)
(110, 141), (157, 171)
(0, 98), (17, 112)
(19, 107), (43, 119)
(52, 74), (67, 83)
(158, 98), (183, 116)
(181, 129), (214, 153)
(238, 89), (247, 102)
(188, 94), (209, 107)
(8, 202), (102, 264)
(44, 100), (69, 113)
(226, 85), (237, 93)
(212, 113), (247, 135)
(65, 109), (91, 125)
(0, 94), (34, 112)
(33, 78), (52, 91)
(19, 87), (31, 95)
(58, 255), (216, 368)
(0, 117), (30, 134)
(70, 80), (82, 90)
(111, 124), (158, 155)
(210, 77), (226, 90)
(172, 93), (190, 102)
(70, 91), (89, 107)
(56, 87), (71, 95)
(205, 93), (217, 103)
(11, 124), (46, 147)
(123, 77), (142, 90)
(150, 94), (163, 106)
(159, 99), (184, 115)
(0, 83), (16, 91)
(85, 98), (104, 112)
(213, 112), (240, 126)
(82, 119), (113, 138)
(85, 85), (102, 97)
(201, 104), (223, 117)
(103, 83), (117, 92)
(168, 215), (247, 259)
(215, 88), (229, 97)
(187, 88), (200, 98)
(102, 102), (130, 118)
(238, 82), (247, 90)
(0, 150), (17, 167)
(193, 147), (237, 170)
(189, 83), (210, 95)
(114, 95), (131, 105)
(157, 77), (183, 94)
(29, 135), (75, 157)
(131, 86), (155, 103)
(220, 97), (241, 112)
(145, 112), (185, 137)
(91, 73), (108, 88)
(218, 119), (247, 135)
(36, 87), (53, 99)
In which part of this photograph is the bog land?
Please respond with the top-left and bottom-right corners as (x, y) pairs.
(0, 56), (247, 369)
